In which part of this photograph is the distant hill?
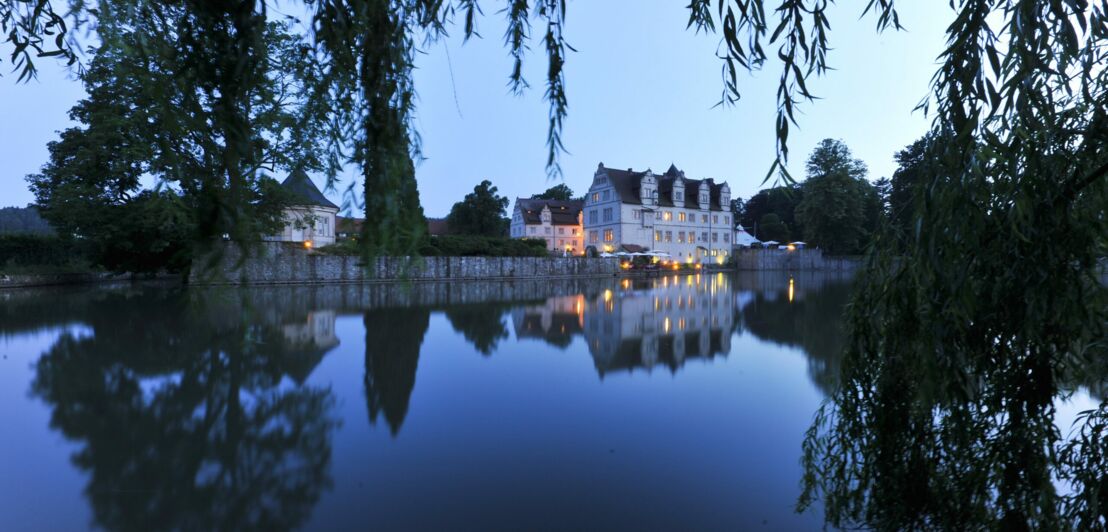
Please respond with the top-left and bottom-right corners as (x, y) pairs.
(0, 206), (54, 235)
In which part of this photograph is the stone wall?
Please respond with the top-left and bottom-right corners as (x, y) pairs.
(192, 242), (621, 285)
(733, 248), (865, 271)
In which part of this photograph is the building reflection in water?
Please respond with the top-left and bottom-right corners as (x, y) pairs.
(513, 274), (734, 377)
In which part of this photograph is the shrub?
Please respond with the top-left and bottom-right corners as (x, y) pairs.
(0, 234), (90, 271)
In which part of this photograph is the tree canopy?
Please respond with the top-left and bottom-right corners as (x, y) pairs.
(794, 139), (878, 255)
(741, 185), (803, 241)
(26, 17), (314, 272)
(445, 179), (509, 237)
(531, 184), (575, 201)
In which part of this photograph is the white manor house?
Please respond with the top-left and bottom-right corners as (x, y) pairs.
(583, 163), (736, 262)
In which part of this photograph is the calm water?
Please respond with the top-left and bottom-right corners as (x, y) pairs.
(4, 272), (1089, 530)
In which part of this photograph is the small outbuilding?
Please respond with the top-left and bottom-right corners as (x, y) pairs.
(267, 168), (339, 247)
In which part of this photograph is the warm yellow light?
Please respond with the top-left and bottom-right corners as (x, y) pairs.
(787, 244), (796, 251)
(663, 317), (671, 333)
(695, 263), (702, 270)
(651, 256), (660, 264)
(672, 263), (679, 271)
(620, 261), (631, 269)
(603, 289), (613, 302)
(303, 240), (313, 249)
(788, 277), (795, 303)
(621, 279), (631, 290)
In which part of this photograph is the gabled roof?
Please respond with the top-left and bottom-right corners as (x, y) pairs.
(281, 168), (338, 209)
(599, 164), (730, 211)
(515, 198), (584, 225)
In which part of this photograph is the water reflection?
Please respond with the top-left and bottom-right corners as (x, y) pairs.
(735, 273), (854, 394)
(26, 288), (338, 531)
(363, 308), (429, 435)
(5, 274), (860, 530)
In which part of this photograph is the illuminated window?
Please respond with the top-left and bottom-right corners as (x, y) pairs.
(603, 229), (614, 242)
(655, 231), (661, 241)
(663, 211), (673, 221)
(591, 192), (600, 203)
(678, 212), (687, 222)
(689, 231), (696, 242)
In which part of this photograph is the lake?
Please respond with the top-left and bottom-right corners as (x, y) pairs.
(1, 272), (1098, 530)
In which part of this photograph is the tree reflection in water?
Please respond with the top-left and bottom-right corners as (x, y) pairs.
(30, 288), (338, 531)
(797, 271), (1108, 529)
(736, 274), (854, 394)
(363, 307), (430, 435)
(444, 303), (513, 356)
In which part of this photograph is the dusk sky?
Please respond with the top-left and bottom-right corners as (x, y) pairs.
(0, 1), (952, 218)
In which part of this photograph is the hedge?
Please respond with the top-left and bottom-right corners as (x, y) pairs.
(0, 234), (84, 268)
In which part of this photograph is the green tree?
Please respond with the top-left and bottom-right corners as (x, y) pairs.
(445, 180), (510, 237)
(26, 18), (316, 272)
(794, 139), (873, 254)
(741, 186), (803, 240)
(758, 213), (789, 243)
(531, 184), (575, 201)
(730, 197), (745, 226)
(885, 135), (941, 247)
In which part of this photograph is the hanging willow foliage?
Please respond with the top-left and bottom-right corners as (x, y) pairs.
(4, 3), (1108, 526)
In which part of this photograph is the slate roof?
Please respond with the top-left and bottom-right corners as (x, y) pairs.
(515, 198), (584, 225)
(281, 168), (338, 209)
(600, 164), (729, 211)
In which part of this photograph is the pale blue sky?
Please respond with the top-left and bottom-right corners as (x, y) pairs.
(0, 1), (951, 217)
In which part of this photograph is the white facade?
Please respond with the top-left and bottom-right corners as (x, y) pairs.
(509, 199), (585, 255)
(269, 205), (338, 247)
(582, 163), (736, 263)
